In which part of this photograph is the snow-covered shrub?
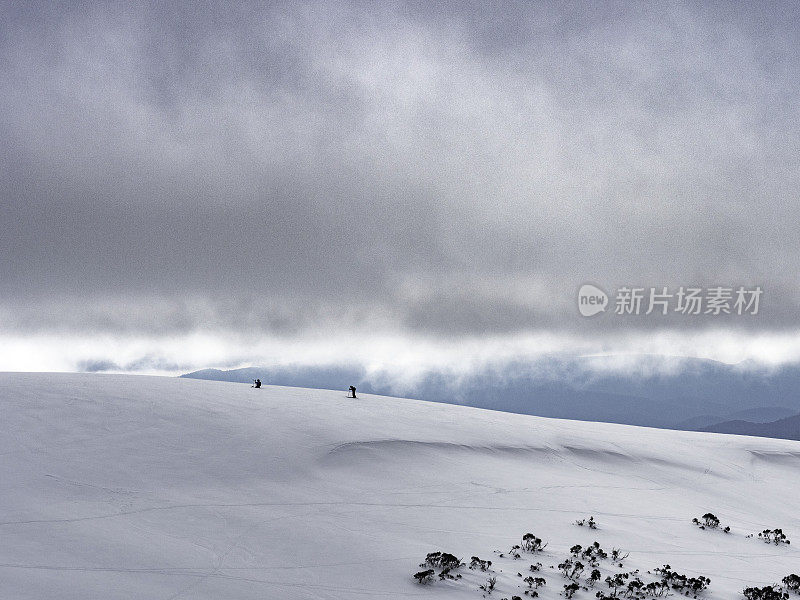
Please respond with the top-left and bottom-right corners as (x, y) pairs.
(783, 574), (800, 592)
(605, 572), (631, 596)
(627, 577), (660, 597)
(421, 551), (462, 570)
(558, 558), (584, 580)
(600, 571), (667, 598)
(470, 556), (492, 571)
(694, 513), (720, 528)
(693, 513), (731, 533)
(611, 548), (629, 566)
(581, 541), (608, 566)
(414, 569), (434, 584)
(653, 564), (710, 596)
(575, 516), (597, 529)
(523, 575), (546, 590)
(563, 582), (580, 598)
(627, 577), (645, 596)
(439, 566), (461, 581)
(568, 541), (607, 566)
(480, 575), (497, 594)
(587, 568), (602, 587)
(743, 585), (789, 600)
(418, 551), (463, 582)
(758, 529), (791, 545)
(643, 580), (670, 596)
(521, 533), (548, 553)
(558, 558), (573, 577)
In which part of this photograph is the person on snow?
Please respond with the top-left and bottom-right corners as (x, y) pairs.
(254, 379), (262, 389)
(348, 385), (357, 398)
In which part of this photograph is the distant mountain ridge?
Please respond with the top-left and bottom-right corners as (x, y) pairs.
(729, 406), (797, 421)
(702, 413), (800, 440)
(180, 356), (800, 436)
(672, 406), (797, 431)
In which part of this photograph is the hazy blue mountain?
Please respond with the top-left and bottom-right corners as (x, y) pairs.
(702, 413), (800, 440)
(669, 414), (729, 431)
(672, 406), (797, 431)
(727, 406), (796, 422)
(181, 356), (800, 432)
(181, 366), (368, 390)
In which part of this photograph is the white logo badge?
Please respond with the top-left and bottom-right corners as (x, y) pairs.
(578, 284), (608, 317)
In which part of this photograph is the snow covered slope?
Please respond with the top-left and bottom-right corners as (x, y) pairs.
(1, 373), (798, 599)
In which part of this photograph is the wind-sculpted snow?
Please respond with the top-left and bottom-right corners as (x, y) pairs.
(0, 372), (798, 599)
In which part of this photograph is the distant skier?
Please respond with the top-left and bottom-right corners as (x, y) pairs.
(254, 379), (262, 389)
(348, 385), (357, 398)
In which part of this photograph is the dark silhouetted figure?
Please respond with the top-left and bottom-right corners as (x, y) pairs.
(348, 385), (357, 398)
(254, 379), (262, 389)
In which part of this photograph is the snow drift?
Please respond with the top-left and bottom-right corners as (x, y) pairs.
(1, 372), (798, 599)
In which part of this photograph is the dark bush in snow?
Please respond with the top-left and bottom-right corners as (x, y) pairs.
(597, 571), (667, 599)
(523, 575), (546, 590)
(743, 585), (789, 600)
(587, 568), (602, 587)
(626, 577), (645, 596)
(558, 558), (573, 577)
(783, 574), (800, 592)
(522, 533), (548, 553)
(575, 516), (597, 529)
(692, 512), (731, 533)
(438, 566), (461, 581)
(653, 564), (710, 596)
(470, 556), (492, 571)
(558, 558), (584, 580)
(421, 551), (462, 570)
(480, 575), (497, 594)
(563, 582), (581, 598)
(604, 572), (631, 596)
(695, 513), (720, 528)
(566, 542), (607, 569)
(595, 578), (667, 599)
(418, 551), (463, 582)
(611, 548), (629, 566)
(581, 541), (608, 566)
(414, 569), (434, 584)
(643, 580), (670, 596)
(758, 529), (790, 545)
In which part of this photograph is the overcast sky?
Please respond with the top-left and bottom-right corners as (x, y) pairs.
(2, 1), (800, 374)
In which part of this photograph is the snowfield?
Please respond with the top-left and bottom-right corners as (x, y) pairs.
(1, 372), (799, 599)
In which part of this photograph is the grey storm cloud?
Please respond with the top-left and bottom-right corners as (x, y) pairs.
(1, 0), (800, 340)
